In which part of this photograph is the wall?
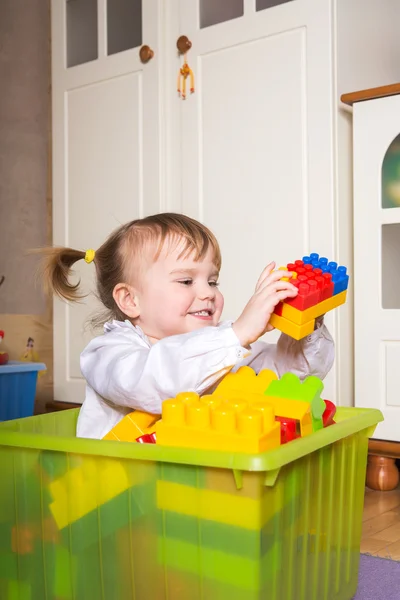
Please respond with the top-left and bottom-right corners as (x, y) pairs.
(0, 0), (53, 412)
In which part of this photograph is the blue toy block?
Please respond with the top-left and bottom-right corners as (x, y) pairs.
(330, 266), (349, 295)
(304, 254), (349, 295)
(302, 254), (329, 271)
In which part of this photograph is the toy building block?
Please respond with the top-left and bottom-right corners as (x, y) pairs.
(301, 254), (349, 296)
(272, 254), (349, 339)
(103, 410), (160, 442)
(11, 526), (34, 556)
(269, 313), (315, 340)
(5, 581), (31, 600)
(48, 457), (137, 530)
(275, 416), (300, 444)
(156, 392), (281, 454)
(264, 373), (326, 433)
(284, 276), (323, 311)
(322, 399), (336, 427)
(136, 432), (157, 444)
(281, 290), (347, 326)
(212, 366), (277, 400)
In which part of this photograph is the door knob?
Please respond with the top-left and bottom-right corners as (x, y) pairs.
(139, 45), (154, 63)
(177, 35), (192, 55)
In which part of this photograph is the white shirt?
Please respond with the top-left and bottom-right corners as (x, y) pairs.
(77, 320), (334, 439)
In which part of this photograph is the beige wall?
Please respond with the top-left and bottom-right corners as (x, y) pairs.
(0, 0), (53, 412)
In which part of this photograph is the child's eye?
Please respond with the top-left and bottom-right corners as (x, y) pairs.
(209, 281), (219, 287)
(178, 279), (193, 286)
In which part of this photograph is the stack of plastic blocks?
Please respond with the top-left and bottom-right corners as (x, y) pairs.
(269, 253), (349, 340)
(155, 367), (328, 453)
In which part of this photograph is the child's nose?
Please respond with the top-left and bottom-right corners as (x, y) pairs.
(198, 283), (216, 300)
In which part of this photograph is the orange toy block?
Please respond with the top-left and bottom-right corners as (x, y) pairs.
(156, 392), (281, 454)
(103, 410), (161, 442)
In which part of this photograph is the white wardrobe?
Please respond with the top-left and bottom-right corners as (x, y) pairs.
(51, 0), (400, 405)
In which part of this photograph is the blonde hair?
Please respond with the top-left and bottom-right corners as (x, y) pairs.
(40, 213), (221, 324)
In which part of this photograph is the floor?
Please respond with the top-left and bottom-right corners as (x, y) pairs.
(361, 485), (400, 560)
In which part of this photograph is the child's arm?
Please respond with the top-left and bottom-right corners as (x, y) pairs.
(80, 322), (250, 414)
(236, 317), (334, 380)
(80, 263), (300, 413)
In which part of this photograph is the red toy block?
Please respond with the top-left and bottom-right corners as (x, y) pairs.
(275, 257), (338, 317)
(275, 416), (301, 444)
(12, 526), (34, 555)
(321, 272), (334, 300)
(322, 400), (336, 427)
(136, 432), (157, 444)
(284, 278), (320, 311)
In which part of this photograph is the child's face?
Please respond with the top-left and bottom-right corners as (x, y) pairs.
(135, 238), (224, 342)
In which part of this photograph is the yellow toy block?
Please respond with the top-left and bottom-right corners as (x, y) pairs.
(269, 313), (315, 340)
(157, 481), (275, 530)
(48, 457), (137, 529)
(281, 290), (347, 325)
(156, 392), (281, 454)
(103, 410), (160, 442)
(212, 366), (277, 400)
(278, 266), (298, 282)
(262, 395), (313, 436)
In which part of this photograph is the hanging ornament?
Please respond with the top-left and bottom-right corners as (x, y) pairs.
(176, 36), (194, 100)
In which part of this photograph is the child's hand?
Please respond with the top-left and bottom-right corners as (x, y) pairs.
(232, 262), (298, 347)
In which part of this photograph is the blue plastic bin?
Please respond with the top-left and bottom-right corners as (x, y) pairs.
(0, 361), (46, 420)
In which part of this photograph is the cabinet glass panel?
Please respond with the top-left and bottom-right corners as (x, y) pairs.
(200, 0), (243, 29)
(107, 0), (142, 55)
(67, 0), (98, 67)
(382, 134), (400, 209)
(382, 224), (400, 308)
(256, 0), (294, 11)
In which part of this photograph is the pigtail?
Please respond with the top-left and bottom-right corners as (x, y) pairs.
(36, 247), (88, 302)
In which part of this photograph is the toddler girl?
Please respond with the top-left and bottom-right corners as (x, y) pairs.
(42, 213), (334, 439)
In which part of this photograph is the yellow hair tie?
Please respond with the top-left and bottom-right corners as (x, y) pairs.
(84, 249), (95, 264)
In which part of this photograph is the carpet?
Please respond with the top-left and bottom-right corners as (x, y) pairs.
(353, 554), (400, 599)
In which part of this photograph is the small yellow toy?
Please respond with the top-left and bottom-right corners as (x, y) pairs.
(103, 410), (160, 443)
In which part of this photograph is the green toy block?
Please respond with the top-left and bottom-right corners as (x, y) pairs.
(265, 373), (326, 431)
(54, 546), (77, 599)
(5, 580), (31, 600)
(156, 536), (282, 592)
(157, 461), (207, 488)
(59, 479), (155, 553)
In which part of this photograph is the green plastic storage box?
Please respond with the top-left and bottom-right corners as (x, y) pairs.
(0, 405), (382, 600)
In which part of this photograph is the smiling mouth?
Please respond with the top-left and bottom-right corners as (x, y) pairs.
(189, 310), (213, 317)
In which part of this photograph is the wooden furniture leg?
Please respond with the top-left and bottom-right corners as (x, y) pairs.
(367, 440), (400, 491)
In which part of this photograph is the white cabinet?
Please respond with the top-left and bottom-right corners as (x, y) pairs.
(51, 0), (400, 404)
(178, 0), (335, 346)
(344, 85), (400, 442)
(51, 0), (163, 403)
